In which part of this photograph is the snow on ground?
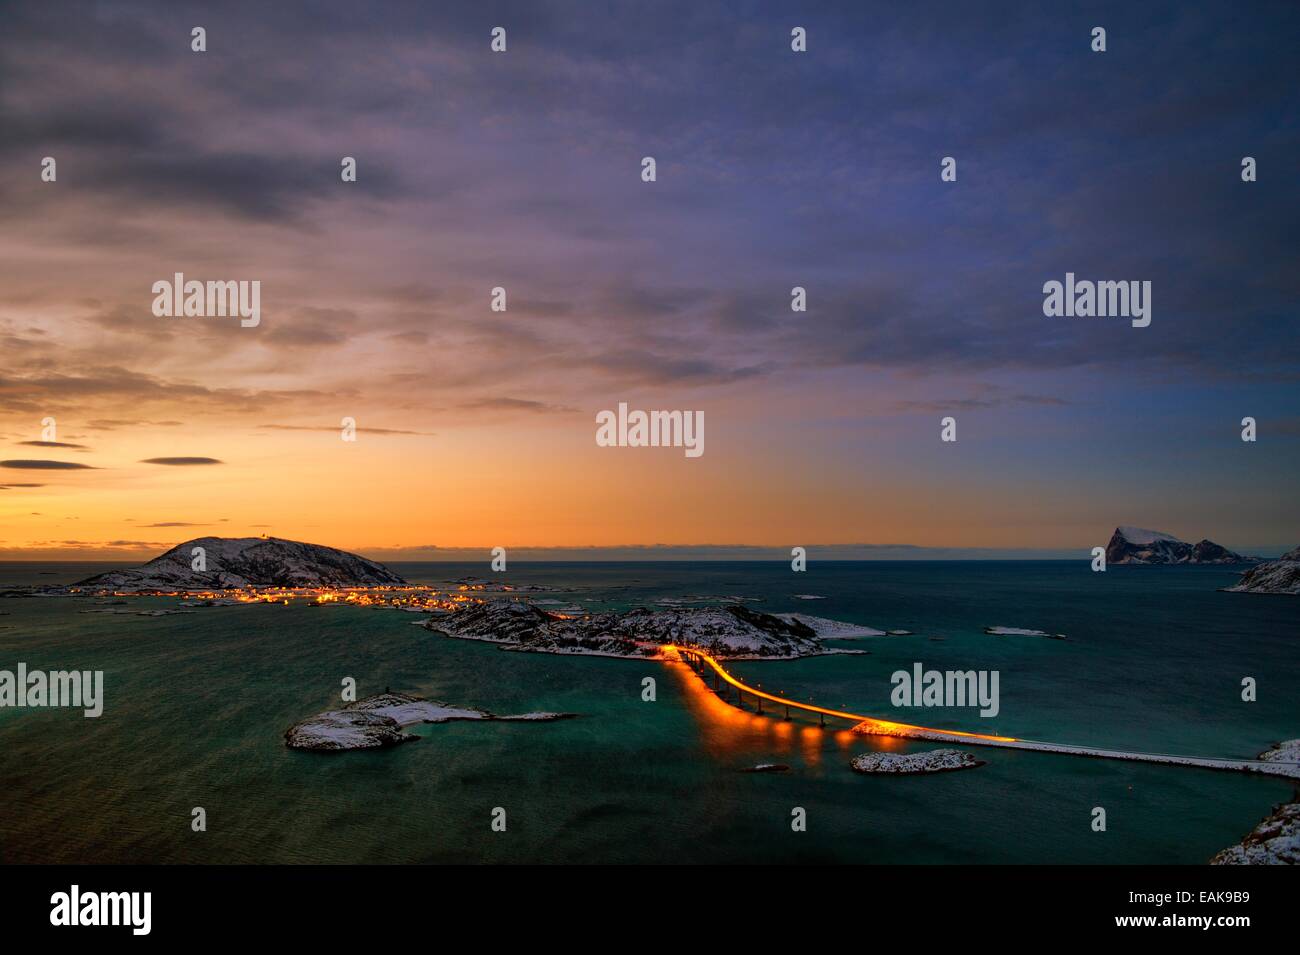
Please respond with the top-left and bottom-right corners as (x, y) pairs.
(984, 626), (1067, 639)
(1211, 802), (1300, 864)
(433, 601), (828, 658)
(1225, 552), (1300, 595)
(1259, 739), (1300, 766)
(284, 692), (575, 750)
(1116, 526), (1184, 545)
(508, 712), (576, 720)
(283, 709), (414, 751)
(776, 613), (885, 638)
(851, 749), (984, 774)
(1212, 741), (1300, 863)
(361, 698), (488, 725)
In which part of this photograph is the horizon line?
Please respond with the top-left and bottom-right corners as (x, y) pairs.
(2, 542), (1292, 563)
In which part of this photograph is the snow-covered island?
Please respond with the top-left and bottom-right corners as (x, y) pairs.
(424, 599), (877, 659)
(1104, 526), (1254, 565)
(1223, 545), (1300, 596)
(284, 691), (575, 751)
(984, 626), (1067, 640)
(1211, 740), (1300, 864)
(74, 536), (406, 592)
(851, 749), (985, 774)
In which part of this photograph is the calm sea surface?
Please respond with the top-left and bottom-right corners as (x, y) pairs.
(0, 561), (1295, 863)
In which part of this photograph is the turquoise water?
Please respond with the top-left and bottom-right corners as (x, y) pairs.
(0, 561), (1295, 863)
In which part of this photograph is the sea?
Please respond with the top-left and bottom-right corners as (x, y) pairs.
(0, 561), (1295, 864)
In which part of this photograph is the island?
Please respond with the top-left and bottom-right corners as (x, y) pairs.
(75, 536), (406, 591)
(984, 626), (1067, 640)
(851, 749), (985, 774)
(284, 691), (575, 751)
(1104, 526), (1254, 565)
(425, 599), (875, 659)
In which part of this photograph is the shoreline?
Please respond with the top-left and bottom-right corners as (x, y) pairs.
(424, 625), (869, 661)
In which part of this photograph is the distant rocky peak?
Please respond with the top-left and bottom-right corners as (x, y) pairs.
(1105, 527), (1252, 565)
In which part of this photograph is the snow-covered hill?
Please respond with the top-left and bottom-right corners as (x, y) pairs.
(75, 537), (406, 591)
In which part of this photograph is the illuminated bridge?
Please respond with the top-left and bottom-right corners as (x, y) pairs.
(662, 644), (1300, 780)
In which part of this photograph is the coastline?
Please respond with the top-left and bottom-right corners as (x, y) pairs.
(5, 559), (1296, 864)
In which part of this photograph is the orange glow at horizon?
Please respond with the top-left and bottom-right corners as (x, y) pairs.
(0, 401), (1117, 560)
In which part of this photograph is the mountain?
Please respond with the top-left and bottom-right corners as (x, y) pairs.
(75, 537), (406, 591)
(1104, 526), (1253, 565)
(1224, 545), (1300, 595)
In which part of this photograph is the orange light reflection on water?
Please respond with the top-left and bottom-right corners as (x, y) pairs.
(662, 644), (1017, 745)
(664, 657), (858, 767)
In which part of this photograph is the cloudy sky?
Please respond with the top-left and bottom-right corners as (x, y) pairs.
(1, 0), (1297, 559)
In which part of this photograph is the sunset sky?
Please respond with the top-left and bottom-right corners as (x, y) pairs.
(1, 1), (1297, 560)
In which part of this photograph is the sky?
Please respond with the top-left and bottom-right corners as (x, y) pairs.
(1, 0), (1297, 560)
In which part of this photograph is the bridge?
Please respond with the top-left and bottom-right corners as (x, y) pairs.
(662, 644), (1300, 780)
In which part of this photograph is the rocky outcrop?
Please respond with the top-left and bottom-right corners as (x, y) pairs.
(285, 705), (419, 751)
(1104, 526), (1252, 565)
(284, 691), (574, 751)
(1224, 545), (1300, 595)
(427, 600), (831, 658)
(76, 537), (406, 592)
(1211, 801), (1300, 865)
(850, 749), (985, 774)
(1212, 741), (1300, 864)
(1257, 738), (1300, 770)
